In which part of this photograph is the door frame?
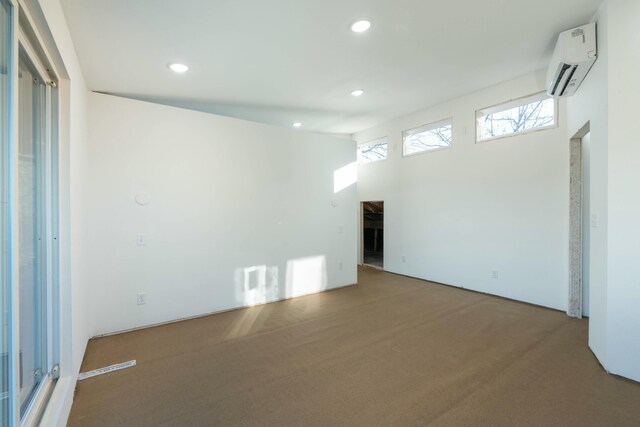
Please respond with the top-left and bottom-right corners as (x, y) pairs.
(568, 122), (590, 318)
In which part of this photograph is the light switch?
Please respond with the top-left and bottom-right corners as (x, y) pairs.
(137, 233), (146, 246)
(590, 213), (599, 228)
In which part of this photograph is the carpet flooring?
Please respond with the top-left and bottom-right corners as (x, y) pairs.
(67, 267), (640, 426)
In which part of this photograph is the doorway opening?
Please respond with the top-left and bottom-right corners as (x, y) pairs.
(568, 123), (591, 318)
(362, 201), (384, 268)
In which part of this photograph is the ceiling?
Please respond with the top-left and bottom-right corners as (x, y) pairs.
(60, 0), (602, 135)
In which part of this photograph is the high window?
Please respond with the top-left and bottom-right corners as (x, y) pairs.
(476, 92), (556, 142)
(402, 119), (452, 157)
(357, 137), (388, 164)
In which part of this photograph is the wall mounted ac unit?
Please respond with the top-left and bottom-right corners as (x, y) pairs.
(547, 23), (597, 97)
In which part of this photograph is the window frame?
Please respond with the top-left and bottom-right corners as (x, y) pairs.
(475, 91), (558, 143)
(1, 0), (14, 423)
(402, 118), (453, 158)
(357, 136), (388, 165)
(6, 2), (61, 425)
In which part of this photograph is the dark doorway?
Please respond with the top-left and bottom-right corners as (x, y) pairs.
(362, 201), (384, 268)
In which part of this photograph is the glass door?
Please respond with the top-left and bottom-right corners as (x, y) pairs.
(1, 0), (13, 425)
(17, 50), (49, 418)
(1, 2), (59, 424)
(16, 28), (58, 423)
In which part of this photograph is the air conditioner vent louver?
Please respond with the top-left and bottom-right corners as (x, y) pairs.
(547, 23), (597, 97)
(560, 65), (578, 96)
(550, 63), (571, 96)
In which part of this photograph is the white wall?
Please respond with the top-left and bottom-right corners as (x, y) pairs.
(566, 3), (609, 368)
(355, 71), (570, 311)
(86, 93), (357, 335)
(567, 0), (640, 382)
(605, 0), (640, 382)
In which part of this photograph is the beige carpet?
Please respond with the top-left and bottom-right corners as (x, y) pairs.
(68, 267), (640, 426)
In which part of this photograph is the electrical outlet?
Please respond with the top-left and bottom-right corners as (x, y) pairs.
(491, 270), (499, 279)
(338, 225), (344, 234)
(402, 255), (406, 263)
(137, 233), (146, 246)
(136, 292), (146, 305)
(339, 261), (343, 270)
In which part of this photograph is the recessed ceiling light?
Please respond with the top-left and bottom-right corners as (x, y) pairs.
(169, 63), (189, 73)
(293, 122), (302, 128)
(351, 89), (365, 97)
(350, 19), (371, 33)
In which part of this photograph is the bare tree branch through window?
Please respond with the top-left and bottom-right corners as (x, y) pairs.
(358, 138), (388, 164)
(403, 121), (452, 156)
(478, 94), (555, 142)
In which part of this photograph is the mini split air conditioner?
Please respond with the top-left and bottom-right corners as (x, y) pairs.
(547, 23), (597, 97)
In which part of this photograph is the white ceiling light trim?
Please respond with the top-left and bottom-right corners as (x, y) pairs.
(292, 122), (302, 128)
(168, 63), (189, 73)
(350, 19), (371, 33)
(351, 89), (364, 97)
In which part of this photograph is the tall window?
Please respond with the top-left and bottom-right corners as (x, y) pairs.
(18, 50), (50, 418)
(357, 137), (388, 165)
(16, 40), (59, 424)
(1, 0), (12, 424)
(402, 119), (452, 157)
(0, 5), (60, 424)
(476, 92), (556, 142)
